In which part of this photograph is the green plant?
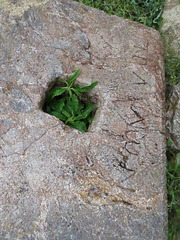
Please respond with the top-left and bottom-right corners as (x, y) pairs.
(161, 22), (180, 240)
(76, 0), (165, 29)
(165, 47), (180, 88)
(161, 36), (180, 100)
(43, 69), (98, 132)
(167, 140), (180, 240)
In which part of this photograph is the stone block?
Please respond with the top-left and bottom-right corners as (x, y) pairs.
(161, 0), (180, 57)
(0, 0), (167, 239)
(166, 85), (180, 150)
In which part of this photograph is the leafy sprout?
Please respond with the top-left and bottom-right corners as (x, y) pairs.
(43, 69), (98, 132)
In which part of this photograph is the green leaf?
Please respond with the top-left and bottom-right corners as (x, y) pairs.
(57, 78), (68, 85)
(45, 105), (52, 114)
(87, 115), (94, 124)
(51, 98), (65, 112)
(74, 102), (96, 121)
(66, 105), (74, 116)
(51, 111), (67, 121)
(71, 88), (81, 97)
(69, 94), (79, 114)
(78, 102), (84, 112)
(74, 81), (98, 93)
(50, 87), (67, 99)
(68, 69), (81, 87)
(68, 121), (87, 132)
(62, 109), (71, 118)
(63, 98), (74, 115)
(68, 89), (72, 98)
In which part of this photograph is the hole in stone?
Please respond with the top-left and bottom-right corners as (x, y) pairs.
(42, 69), (98, 133)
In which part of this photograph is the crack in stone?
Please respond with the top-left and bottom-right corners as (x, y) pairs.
(1, 123), (59, 158)
(113, 155), (134, 172)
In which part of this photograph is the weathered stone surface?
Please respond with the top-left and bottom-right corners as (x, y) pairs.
(161, 0), (180, 56)
(166, 85), (180, 150)
(0, 0), (167, 239)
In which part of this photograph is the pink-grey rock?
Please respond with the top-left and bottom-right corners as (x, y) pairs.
(166, 85), (180, 150)
(0, 0), (167, 239)
(161, 0), (180, 57)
